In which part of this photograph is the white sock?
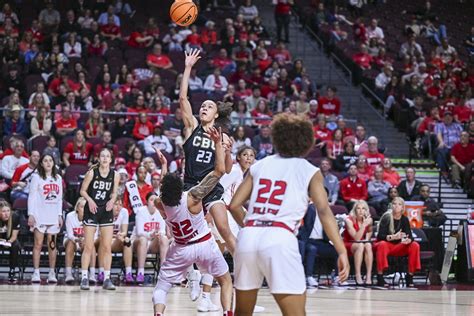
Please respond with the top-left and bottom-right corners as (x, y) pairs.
(138, 268), (145, 275)
(82, 270), (88, 279)
(34, 269), (40, 275)
(49, 268), (55, 274)
(104, 270), (111, 280)
(66, 267), (72, 276)
(89, 267), (96, 276)
(202, 292), (210, 300)
(125, 267), (132, 274)
(99, 267), (104, 273)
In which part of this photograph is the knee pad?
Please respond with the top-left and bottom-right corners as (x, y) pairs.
(49, 235), (57, 251)
(201, 273), (214, 287)
(152, 281), (172, 305)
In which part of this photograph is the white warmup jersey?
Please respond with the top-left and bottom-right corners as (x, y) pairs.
(132, 208), (166, 239)
(113, 208), (129, 235)
(64, 211), (98, 245)
(27, 173), (63, 225)
(155, 191), (228, 288)
(235, 154), (319, 295)
(245, 155), (319, 231)
(162, 192), (210, 245)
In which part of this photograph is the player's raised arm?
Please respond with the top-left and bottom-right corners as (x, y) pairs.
(229, 173), (252, 228)
(188, 127), (225, 204)
(180, 49), (201, 139)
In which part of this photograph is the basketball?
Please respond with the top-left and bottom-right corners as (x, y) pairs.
(170, 0), (198, 27)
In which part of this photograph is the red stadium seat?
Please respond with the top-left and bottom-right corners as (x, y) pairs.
(29, 135), (50, 153)
(330, 205), (348, 215)
(64, 165), (89, 186)
(114, 137), (135, 158)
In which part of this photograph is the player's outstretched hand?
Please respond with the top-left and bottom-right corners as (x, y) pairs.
(184, 48), (201, 68)
(208, 127), (222, 144)
(155, 147), (168, 166)
(337, 252), (350, 283)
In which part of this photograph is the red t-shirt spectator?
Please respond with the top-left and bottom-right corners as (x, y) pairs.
(251, 109), (272, 126)
(202, 29), (217, 45)
(363, 151), (385, 166)
(270, 48), (291, 64)
(313, 126), (332, 142)
(383, 169), (401, 186)
(275, 0), (291, 14)
(101, 24), (121, 36)
(186, 33), (201, 46)
(125, 161), (140, 179)
(63, 142), (93, 165)
(453, 105), (472, 123)
(132, 120), (154, 140)
(260, 85), (278, 99)
(146, 53), (172, 69)
(48, 78), (79, 95)
(93, 143), (119, 159)
(317, 96), (341, 116)
(55, 117), (78, 130)
(353, 52), (372, 69)
(451, 142), (474, 165)
(340, 176), (368, 202)
(127, 31), (146, 48)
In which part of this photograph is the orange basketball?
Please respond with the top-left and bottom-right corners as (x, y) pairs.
(170, 0), (198, 27)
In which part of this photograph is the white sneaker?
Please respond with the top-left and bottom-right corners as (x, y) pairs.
(31, 271), (41, 283)
(47, 271), (58, 283)
(89, 274), (97, 285)
(254, 305), (265, 313)
(65, 274), (75, 284)
(197, 297), (220, 312)
(187, 269), (202, 301)
(306, 276), (318, 288)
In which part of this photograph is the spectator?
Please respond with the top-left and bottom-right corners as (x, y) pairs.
(435, 39), (456, 64)
(399, 35), (423, 59)
(352, 44), (372, 70)
(30, 107), (52, 138)
(230, 126), (252, 159)
(375, 64), (393, 101)
(363, 136), (384, 167)
(146, 44), (173, 71)
(337, 116), (354, 137)
(204, 68), (229, 94)
(43, 136), (61, 166)
(231, 39), (253, 65)
(3, 104), (27, 137)
(321, 158), (339, 205)
(238, 0), (258, 22)
(55, 104), (78, 137)
(334, 141), (358, 172)
(184, 25), (202, 51)
(48, 70), (78, 97)
(326, 129), (344, 160)
(127, 26), (153, 48)
(375, 197), (421, 287)
(298, 203), (338, 288)
(367, 19), (384, 44)
(0, 3), (19, 25)
(244, 86), (263, 112)
(252, 126), (273, 160)
(4, 65), (25, 98)
(0, 201), (21, 282)
(84, 109), (104, 139)
(123, 165), (152, 215)
(368, 166), (391, 213)
(435, 111), (463, 179)
(38, 1), (61, 33)
(132, 112), (154, 142)
(450, 131), (474, 189)
(397, 167), (422, 201)
(230, 101), (252, 127)
(60, 10), (80, 39)
(188, 68), (203, 92)
(345, 124), (368, 154)
(340, 164), (369, 210)
(464, 26), (474, 57)
(62, 129), (93, 167)
(163, 108), (184, 140)
(270, 41), (292, 65)
(343, 200), (373, 285)
(93, 131), (118, 159)
(114, 0), (133, 16)
(356, 154), (373, 182)
(10, 150), (40, 200)
(295, 91), (309, 115)
(317, 86), (341, 117)
(143, 124), (173, 156)
(98, 5), (120, 26)
(382, 158), (401, 186)
(313, 115), (332, 146)
(100, 15), (121, 41)
(274, 0), (293, 43)
(125, 146), (144, 178)
(413, 184), (447, 228)
(367, 37), (379, 57)
(251, 99), (273, 127)
(1, 140), (29, 181)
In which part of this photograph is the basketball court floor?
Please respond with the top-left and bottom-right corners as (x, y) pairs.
(1, 284), (473, 315)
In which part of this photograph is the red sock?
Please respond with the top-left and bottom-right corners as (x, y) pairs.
(223, 311), (233, 316)
(155, 313), (162, 316)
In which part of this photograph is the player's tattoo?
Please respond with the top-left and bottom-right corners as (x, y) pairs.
(189, 172), (220, 201)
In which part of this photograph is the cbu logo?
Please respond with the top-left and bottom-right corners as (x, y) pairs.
(192, 136), (215, 150)
(93, 181), (112, 190)
(144, 222), (161, 232)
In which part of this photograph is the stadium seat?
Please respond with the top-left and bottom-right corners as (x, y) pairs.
(29, 135), (50, 153)
(114, 137), (135, 157)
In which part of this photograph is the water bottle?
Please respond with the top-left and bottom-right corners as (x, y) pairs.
(468, 205), (473, 222)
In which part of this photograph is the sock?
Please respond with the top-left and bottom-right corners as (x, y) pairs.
(99, 267), (104, 273)
(138, 268), (145, 275)
(82, 270), (88, 279)
(34, 268), (40, 275)
(89, 267), (96, 276)
(202, 292), (210, 300)
(104, 270), (111, 280)
(125, 267), (132, 274)
(65, 267), (72, 276)
(49, 268), (55, 274)
(155, 314), (163, 316)
(223, 311), (233, 316)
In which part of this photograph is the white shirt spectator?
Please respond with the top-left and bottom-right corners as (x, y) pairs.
(204, 74), (228, 93)
(367, 26), (384, 42)
(143, 134), (173, 155)
(375, 71), (391, 90)
(28, 92), (50, 106)
(435, 44), (457, 64)
(1, 155), (29, 180)
(188, 75), (203, 91)
(238, 5), (259, 22)
(64, 41), (82, 58)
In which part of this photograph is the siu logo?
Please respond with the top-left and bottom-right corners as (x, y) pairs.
(43, 183), (60, 201)
(144, 222), (161, 232)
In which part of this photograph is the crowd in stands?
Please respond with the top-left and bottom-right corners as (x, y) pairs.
(0, 0), (451, 287)
(297, 0), (473, 197)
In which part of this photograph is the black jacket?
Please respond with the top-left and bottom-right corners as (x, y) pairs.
(397, 180), (422, 201)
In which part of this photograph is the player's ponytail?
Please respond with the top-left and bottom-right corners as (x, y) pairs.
(215, 101), (233, 132)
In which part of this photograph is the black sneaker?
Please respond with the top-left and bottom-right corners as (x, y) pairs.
(80, 278), (90, 290)
(8, 269), (18, 282)
(377, 274), (387, 287)
(406, 274), (414, 287)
